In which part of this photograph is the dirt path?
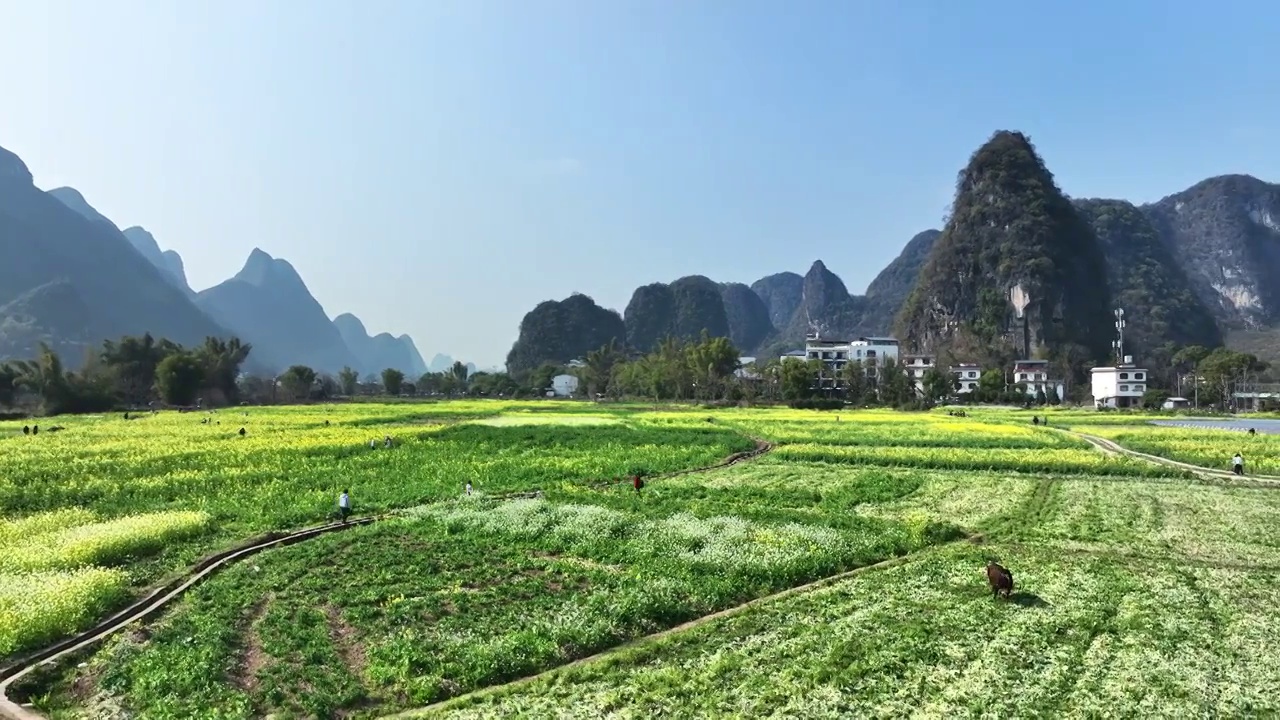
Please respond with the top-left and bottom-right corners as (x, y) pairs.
(0, 436), (774, 720)
(1067, 430), (1280, 486)
(382, 535), (979, 719)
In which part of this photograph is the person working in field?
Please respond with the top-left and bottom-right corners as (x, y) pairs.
(1233, 453), (1245, 476)
(633, 475), (644, 494)
(338, 489), (352, 523)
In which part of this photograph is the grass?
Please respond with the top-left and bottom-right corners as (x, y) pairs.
(8, 400), (1280, 717)
(422, 544), (1280, 718)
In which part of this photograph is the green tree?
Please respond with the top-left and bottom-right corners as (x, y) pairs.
(976, 369), (1006, 402)
(12, 343), (72, 412)
(1047, 386), (1061, 405)
(580, 340), (624, 397)
(1198, 348), (1266, 409)
(196, 337), (252, 404)
(1141, 388), (1170, 410)
(840, 360), (868, 404)
(450, 361), (470, 393)
(1172, 345), (1212, 371)
(920, 367), (956, 404)
(877, 358), (913, 407)
(280, 365), (318, 401)
(154, 352), (205, 406)
(779, 358), (817, 400)
(337, 366), (359, 396)
(0, 363), (19, 407)
(417, 372), (444, 395)
(100, 333), (180, 405)
(381, 368), (405, 396)
(1035, 388), (1047, 405)
(684, 331), (740, 400)
(525, 363), (562, 394)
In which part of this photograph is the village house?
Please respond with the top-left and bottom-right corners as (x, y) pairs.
(781, 334), (901, 374)
(1090, 358), (1146, 409)
(777, 335), (902, 392)
(901, 354), (935, 396)
(734, 357), (761, 380)
(1011, 359), (1064, 400)
(951, 363), (981, 394)
(549, 373), (579, 398)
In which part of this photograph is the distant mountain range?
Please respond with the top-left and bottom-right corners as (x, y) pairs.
(0, 143), (449, 378)
(508, 130), (1280, 375)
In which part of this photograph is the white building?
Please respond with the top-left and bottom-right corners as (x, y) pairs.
(1012, 359), (1064, 400)
(951, 364), (982, 394)
(1090, 360), (1147, 409)
(902, 354), (935, 396)
(735, 357), (760, 380)
(550, 374), (580, 397)
(797, 335), (900, 374)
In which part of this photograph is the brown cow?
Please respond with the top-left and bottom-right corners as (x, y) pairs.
(985, 561), (1013, 600)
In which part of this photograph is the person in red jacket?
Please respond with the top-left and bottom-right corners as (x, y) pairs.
(633, 475), (644, 494)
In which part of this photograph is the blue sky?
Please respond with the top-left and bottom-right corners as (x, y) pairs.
(2, 1), (1277, 368)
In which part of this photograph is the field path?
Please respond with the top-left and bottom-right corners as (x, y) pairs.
(0, 435), (774, 720)
(382, 535), (980, 719)
(1067, 430), (1280, 485)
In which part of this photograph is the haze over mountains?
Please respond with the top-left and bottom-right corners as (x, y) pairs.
(0, 143), (433, 378)
(508, 130), (1280, 377)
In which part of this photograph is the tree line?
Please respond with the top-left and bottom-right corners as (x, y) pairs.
(0, 335), (252, 414)
(525, 335), (1272, 410)
(3, 332), (1266, 416)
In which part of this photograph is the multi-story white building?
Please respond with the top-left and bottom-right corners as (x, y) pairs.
(796, 335), (900, 373)
(951, 364), (982, 394)
(901, 354), (935, 396)
(1012, 359), (1064, 399)
(1090, 359), (1147, 409)
(777, 335), (902, 392)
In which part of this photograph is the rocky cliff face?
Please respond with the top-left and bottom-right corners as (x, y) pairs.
(1075, 198), (1222, 357)
(1142, 175), (1280, 328)
(897, 131), (1113, 366)
(786, 260), (866, 340)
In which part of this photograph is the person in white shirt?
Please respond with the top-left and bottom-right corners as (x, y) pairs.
(338, 489), (351, 523)
(1233, 453), (1245, 476)
(465, 482), (473, 496)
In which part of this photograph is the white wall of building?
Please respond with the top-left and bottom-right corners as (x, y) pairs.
(902, 355), (934, 396)
(951, 365), (982, 394)
(1091, 366), (1147, 408)
(1011, 362), (1064, 399)
(803, 337), (901, 373)
(551, 374), (580, 397)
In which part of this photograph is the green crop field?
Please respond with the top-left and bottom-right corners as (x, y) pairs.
(4, 401), (1280, 718)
